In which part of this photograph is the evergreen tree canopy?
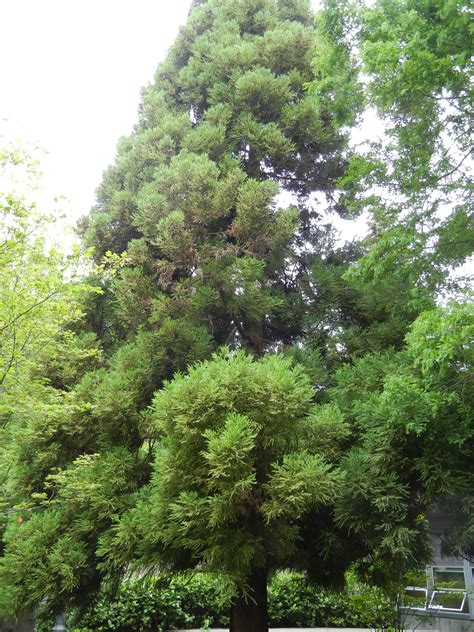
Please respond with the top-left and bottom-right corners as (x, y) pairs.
(80, 0), (356, 355)
(100, 351), (346, 629)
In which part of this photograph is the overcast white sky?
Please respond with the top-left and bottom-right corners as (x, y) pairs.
(1, 0), (193, 228)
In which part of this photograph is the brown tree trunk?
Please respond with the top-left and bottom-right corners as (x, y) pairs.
(230, 566), (268, 632)
(242, 319), (265, 356)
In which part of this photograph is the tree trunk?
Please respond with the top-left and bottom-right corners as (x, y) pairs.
(230, 566), (268, 632)
(242, 319), (265, 356)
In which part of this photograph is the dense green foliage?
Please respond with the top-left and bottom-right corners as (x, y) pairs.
(0, 143), (89, 419)
(78, 0), (358, 357)
(100, 351), (345, 588)
(330, 301), (473, 583)
(328, 0), (473, 300)
(0, 0), (472, 628)
(0, 142), (97, 552)
(66, 572), (395, 632)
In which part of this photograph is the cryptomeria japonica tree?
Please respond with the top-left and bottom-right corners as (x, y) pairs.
(102, 351), (347, 632)
(1, 1), (361, 628)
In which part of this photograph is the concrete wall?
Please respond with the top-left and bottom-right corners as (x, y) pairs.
(405, 614), (474, 632)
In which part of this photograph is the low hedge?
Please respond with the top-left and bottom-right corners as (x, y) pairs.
(66, 572), (396, 631)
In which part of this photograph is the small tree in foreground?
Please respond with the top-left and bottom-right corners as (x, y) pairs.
(103, 351), (346, 632)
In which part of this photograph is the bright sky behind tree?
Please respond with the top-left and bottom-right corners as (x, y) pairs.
(1, 0), (193, 229)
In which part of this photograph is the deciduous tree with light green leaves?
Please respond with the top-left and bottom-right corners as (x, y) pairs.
(321, 0), (473, 304)
(0, 140), (99, 586)
(0, 143), (85, 405)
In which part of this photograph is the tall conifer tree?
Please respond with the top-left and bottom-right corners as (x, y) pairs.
(80, 0), (355, 356)
(1, 1), (360, 627)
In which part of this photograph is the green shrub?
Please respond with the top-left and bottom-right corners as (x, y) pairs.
(268, 572), (395, 628)
(68, 574), (228, 632)
(67, 571), (397, 631)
